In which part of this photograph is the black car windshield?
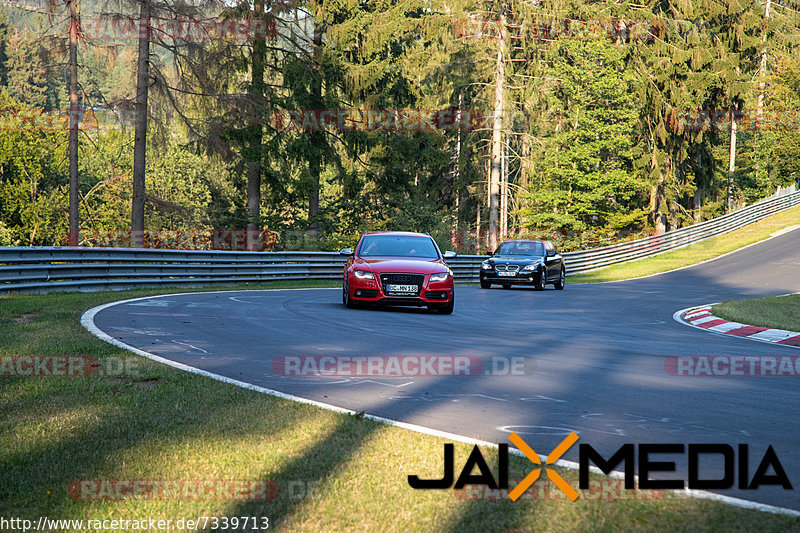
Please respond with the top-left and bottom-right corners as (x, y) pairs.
(358, 235), (439, 258)
(496, 241), (544, 256)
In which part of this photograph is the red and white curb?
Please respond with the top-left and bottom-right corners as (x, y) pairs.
(674, 304), (800, 349)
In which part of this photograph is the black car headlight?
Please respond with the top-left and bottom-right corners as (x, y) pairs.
(481, 262), (492, 270)
(521, 264), (541, 271)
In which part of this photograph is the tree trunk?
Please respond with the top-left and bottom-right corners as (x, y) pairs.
(727, 105), (737, 211)
(487, 16), (505, 250)
(247, 0), (266, 251)
(131, 0), (151, 247)
(648, 137), (666, 234)
(307, 5), (325, 238)
(668, 193), (678, 231)
(693, 188), (701, 223)
(500, 132), (507, 240)
(475, 202), (481, 252)
(757, 0), (771, 124)
(67, 0), (79, 246)
(453, 93), (464, 249)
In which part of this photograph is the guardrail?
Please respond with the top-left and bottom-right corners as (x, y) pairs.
(1, 189), (799, 294)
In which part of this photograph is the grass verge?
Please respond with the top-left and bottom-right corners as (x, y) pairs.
(569, 205), (800, 284)
(712, 294), (800, 332)
(2, 281), (799, 531)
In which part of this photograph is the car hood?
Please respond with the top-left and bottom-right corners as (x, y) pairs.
(488, 256), (545, 264)
(354, 257), (449, 274)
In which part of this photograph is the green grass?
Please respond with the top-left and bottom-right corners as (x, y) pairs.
(2, 282), (799, 531)
(713, 294), (800, 332)
(569, 205), (800, 284)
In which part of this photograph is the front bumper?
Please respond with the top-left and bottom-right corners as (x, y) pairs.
(348, 275), (453, 305)
(480, 270), (545, 284)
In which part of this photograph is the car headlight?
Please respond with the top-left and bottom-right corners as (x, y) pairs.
(353, 270), (375, 280)
(481, 262), (492, 270)
(522, 264), (541, 271)
(430, 272), (450, 282)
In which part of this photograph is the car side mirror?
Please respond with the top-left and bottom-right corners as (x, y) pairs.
(443, 250), (457, 259)
(339, 248), (353, 256)
(487, 251), (494, 256)
(547, 250), (556, 257)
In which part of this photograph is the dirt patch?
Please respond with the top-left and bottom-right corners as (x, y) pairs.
(105, 376), (163, 390)
(10, 312), (39, 324)
(134, 378), (163, 389)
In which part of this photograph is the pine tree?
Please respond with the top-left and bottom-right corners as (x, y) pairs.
(6, 30), (49, 107)
(0, 9), (10, 87)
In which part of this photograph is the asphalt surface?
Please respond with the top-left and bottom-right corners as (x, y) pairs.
(91, 228), (800, 510)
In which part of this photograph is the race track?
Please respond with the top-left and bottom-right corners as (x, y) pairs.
(86, 228), (800, 510)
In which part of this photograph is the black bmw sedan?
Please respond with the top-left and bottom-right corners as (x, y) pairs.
(480, 240), (565, 290)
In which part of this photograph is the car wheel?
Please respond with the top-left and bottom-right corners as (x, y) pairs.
(480, 278), (491, 289)
(555, 268), (565, 290)
(536, 269), (547, 291)
(435, 292), (454, 314)
(343, 280), (355, 308)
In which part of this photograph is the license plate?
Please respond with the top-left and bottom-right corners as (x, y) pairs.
(497, 272), (516, 277)
(387, 284), (418, 293)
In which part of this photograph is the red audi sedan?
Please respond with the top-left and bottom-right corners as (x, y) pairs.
(340, 231), (456, 314)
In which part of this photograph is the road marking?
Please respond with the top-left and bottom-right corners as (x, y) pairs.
(129, 312), (191, 317)
(519, 395), (567, 403)
(127, 300), (175, 307)
(171, 340), (209, 354)
(346, 379), (415, 388)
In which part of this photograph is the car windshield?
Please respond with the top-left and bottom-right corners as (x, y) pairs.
(358, 235), (439, 258)
(496, 241), (544, 256)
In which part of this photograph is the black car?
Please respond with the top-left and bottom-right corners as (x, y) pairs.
(480, 240), (565, 290)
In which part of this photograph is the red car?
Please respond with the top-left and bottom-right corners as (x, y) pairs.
(340, 231), (456, 314)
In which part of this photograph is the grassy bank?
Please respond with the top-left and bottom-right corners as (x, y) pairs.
(712, 294), (800, 332)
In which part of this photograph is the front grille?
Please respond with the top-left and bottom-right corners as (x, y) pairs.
(424, 291), (448, 300)
(495, 264), (519, 272)
(379, 273), (424, 295)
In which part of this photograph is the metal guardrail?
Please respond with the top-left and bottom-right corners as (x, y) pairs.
(1, 189), (799, 293)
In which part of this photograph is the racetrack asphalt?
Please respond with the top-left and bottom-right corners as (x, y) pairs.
(88, 227), (800, 510)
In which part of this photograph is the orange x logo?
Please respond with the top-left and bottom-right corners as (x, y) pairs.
(508, 432), (580, 501)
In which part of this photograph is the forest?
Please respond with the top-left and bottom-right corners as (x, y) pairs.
(1, 0), (799, 252)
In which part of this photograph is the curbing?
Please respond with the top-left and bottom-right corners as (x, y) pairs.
(674, 302), (800, 350)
